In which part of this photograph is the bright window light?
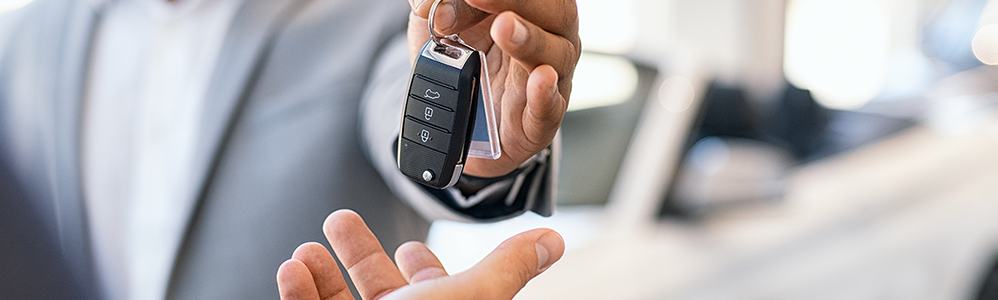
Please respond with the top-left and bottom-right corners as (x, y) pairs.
(576, 0), (638, 54)
(0, 0), (34, 14)
(567, 52), (639, 111)
(973, 24), (998, 65)
(658, 76), (695, 113)
(784, 0), (891, 110)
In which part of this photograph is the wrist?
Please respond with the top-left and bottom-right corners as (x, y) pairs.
(456, 165), (529, 196)
(456, 149), (548, 196)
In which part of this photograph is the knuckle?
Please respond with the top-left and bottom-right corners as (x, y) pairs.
(344, 248), (382, 271)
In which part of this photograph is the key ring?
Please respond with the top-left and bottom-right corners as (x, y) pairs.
(428, 0), (446, 43)
(428, 0), (476, 50)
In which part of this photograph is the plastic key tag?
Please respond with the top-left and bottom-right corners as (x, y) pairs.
(467, 48), (501, 160)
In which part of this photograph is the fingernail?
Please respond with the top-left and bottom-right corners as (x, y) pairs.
(511, 18), (528, 45)
(534, 231), (562, 272)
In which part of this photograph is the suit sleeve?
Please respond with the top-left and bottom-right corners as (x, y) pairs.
(358, 33), (559, 223)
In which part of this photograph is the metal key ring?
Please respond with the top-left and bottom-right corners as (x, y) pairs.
(428, 0), (478, 50)
(428, 0), (446, 43)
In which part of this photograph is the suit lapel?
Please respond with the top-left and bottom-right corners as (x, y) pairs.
(188, 0), (303, 205)
(167, 0), (308, 291)
(49, 0), (102, 296)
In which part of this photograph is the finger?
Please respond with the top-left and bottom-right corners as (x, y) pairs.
(522, 64), (567, 148)
(410, 0), (490, 36)
(498, 64), (562, 158)
(463, 65), (564, 177)
(491, 11), (580, 81)
(277, 259), (322, 300)
(394, 241), (449, 284)
(466, 0), (579, 38)
(291, 242), (353, 300)
(323, 210), (408, 300)
(407, 12), (430, 63)
(462, 65), (532, 177)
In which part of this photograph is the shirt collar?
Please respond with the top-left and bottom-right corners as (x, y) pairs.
(88, 0), (209, 17)
(140, 0), (188, 19)
(87, 0), (109, 9)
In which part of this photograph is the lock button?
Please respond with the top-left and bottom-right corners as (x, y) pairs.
(404, 98), (455, 132)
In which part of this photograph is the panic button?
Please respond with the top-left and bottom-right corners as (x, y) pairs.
(409, 76), (458, 109)
(404, 98), (455, 131)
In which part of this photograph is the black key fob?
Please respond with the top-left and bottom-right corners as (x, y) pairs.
(397, 38), (481, 189)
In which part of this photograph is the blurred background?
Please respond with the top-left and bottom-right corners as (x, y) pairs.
(423, 0), (998, 299)
(3, 0), (996, 299)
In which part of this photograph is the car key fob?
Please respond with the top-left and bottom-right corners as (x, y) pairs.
(397, 37), (482, 189)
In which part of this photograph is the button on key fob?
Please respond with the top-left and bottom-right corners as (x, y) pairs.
(397, 36), (481, 189)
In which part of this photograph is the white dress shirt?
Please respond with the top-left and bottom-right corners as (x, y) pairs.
(81, 0), (240, 299)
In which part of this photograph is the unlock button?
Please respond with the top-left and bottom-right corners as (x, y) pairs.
(404, 98), (454, 131)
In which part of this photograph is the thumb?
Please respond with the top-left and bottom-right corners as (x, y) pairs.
(381, 229), (564, 300)
(457, 228), (565, 299)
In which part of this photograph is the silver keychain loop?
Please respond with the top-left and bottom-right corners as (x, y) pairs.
(428, 0), (446, 43)
(428, 0), (477, 50)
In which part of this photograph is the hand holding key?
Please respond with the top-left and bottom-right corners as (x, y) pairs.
(406, 0), (581, 178)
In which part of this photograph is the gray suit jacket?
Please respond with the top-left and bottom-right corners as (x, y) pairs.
(0, 0), (555, 299)
(0, 153), (90, 299)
